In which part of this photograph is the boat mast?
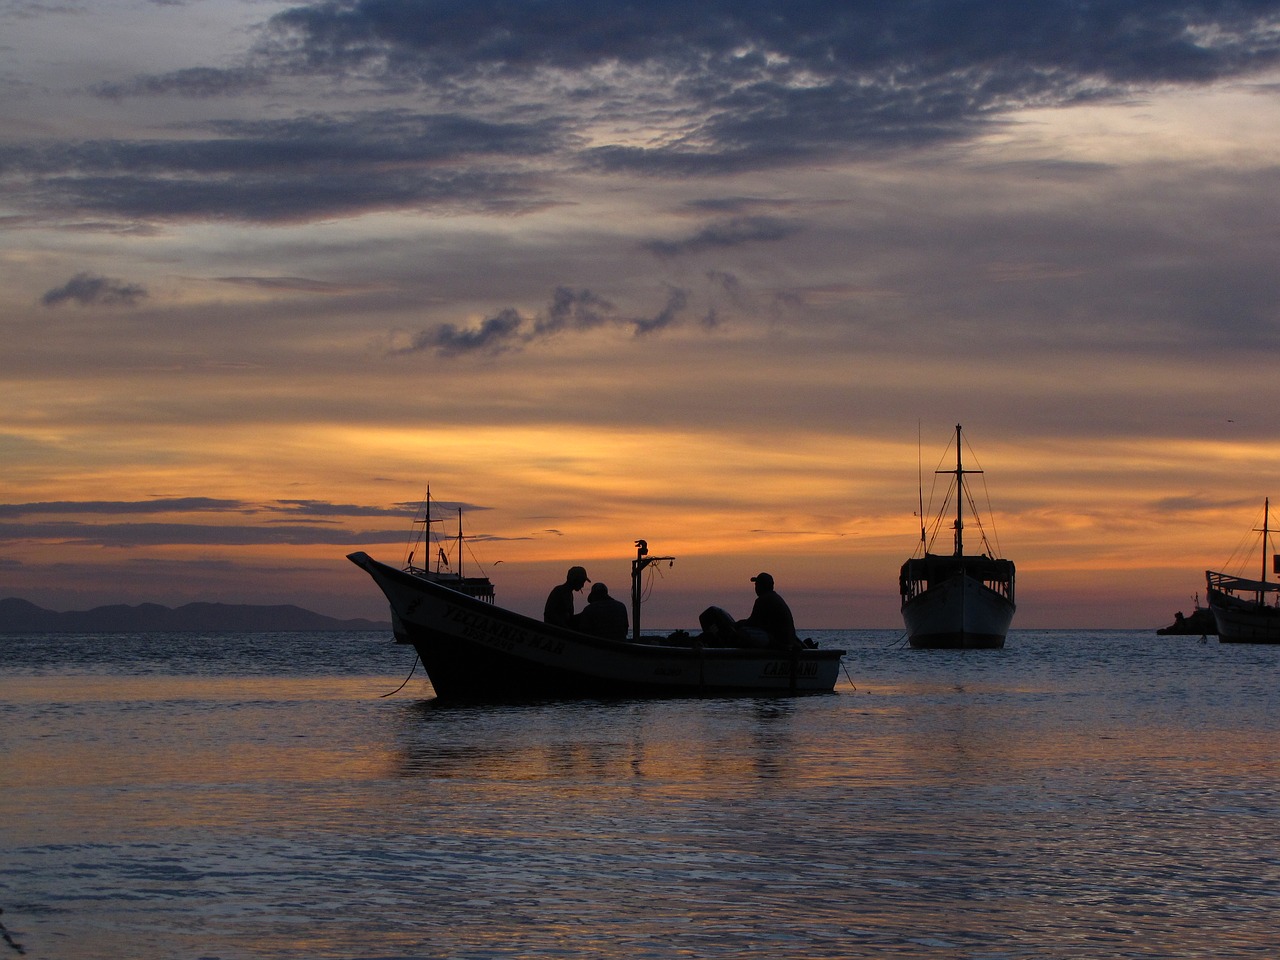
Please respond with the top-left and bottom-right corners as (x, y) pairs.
(454, 507), (465, 579)
(408, 485), (443, 573)
(937, 423), (981, 558)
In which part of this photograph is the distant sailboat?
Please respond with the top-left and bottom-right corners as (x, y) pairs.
(1205, 498), (1280, 644)
(898, 424), (1016, 649)
(403, 487), (495, 603)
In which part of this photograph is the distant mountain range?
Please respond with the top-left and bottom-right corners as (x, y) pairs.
(0, 598), (391, 634)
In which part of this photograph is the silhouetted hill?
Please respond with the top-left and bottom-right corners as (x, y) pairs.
(0, 598), (391, 634)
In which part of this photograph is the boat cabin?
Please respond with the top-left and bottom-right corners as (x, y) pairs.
(899, 554), (1016, 604)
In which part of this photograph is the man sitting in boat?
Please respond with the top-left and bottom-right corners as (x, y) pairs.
(576, 582), (629, 640)
(544, 565), (590, 628)
(736, 572), (800, 650)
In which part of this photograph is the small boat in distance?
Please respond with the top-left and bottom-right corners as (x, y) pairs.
(1155, 599), (1217, 636)
(403, 487), (494, 603)
(349, 539), (845, 699)
(899, 424), (1016, 649)
(1205, 498), (1280, 644)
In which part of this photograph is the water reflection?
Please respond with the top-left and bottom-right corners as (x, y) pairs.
(3, 632), (1278, 959)
(390, 695), (813, 790)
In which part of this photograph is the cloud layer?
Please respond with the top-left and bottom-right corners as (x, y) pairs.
(4, 2), (1278, 226)
(41, 273), (148, 307)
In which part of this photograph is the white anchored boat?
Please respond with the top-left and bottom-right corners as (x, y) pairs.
(898, 424), (1016, 649)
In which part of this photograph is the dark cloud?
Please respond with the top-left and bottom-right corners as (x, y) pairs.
(532, 286), (614, 336)
(3, 112), (561, 175)
(684, 197), (799, 215)
(1151, 494), (1231, 514)
(272, 499), (429, 518)
(706, 269), (746, 299)
(399, 284), (695, 356)
(94, 67), (269, 100)
(0, 498), (417, 521)
(0, 496), (473, 547)
(643, 216), (800, 257)
(275, 0), (1280, 85)
(40, 273), (148, 307)
(632, 286), (689, 335)
(10, 3), (1278, 227)
(418, 308), (527, 357)
(265, 1), (1280, 171)
(215, 276), (368, 294)
(3, 111), (562, 224)
(704, 269), (752, 321)
(0, 521), (407, 548)
(32, 169), (543, 223)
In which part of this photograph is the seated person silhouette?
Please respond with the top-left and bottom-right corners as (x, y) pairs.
(576, 582), (630, 640)
(736, 572), (800, 650)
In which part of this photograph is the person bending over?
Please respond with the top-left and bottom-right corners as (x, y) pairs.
(544, 565), (590, 627)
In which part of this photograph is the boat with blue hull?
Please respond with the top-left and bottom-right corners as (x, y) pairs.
(899, 424), (1016, 649)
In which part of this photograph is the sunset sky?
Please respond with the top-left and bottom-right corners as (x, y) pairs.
(5, 1), (1280, 629)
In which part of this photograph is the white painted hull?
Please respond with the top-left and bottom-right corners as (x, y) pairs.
(1206, 584), (1280, 644)
(901, 571), (1015, 649)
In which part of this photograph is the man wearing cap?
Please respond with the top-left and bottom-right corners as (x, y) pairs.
(576, 582), (630, 640)
(544, 565), (590, 628)
(736, 572), (799, 650)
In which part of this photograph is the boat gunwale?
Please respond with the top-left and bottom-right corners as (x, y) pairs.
(1206, 569), (1280, 596)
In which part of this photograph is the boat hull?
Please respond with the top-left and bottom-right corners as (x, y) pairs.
(1206, 586), (1280, 644)
(348, 552), (844, 699)
(901, 571), (1015, 649)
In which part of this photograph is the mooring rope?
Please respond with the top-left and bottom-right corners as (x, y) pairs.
(0, 908), (25, 955)
(840, 657), (857, 691)
(380, 652), (421, 698)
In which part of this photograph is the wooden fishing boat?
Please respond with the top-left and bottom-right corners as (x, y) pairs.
(1206, 498), (1280, 644)
(348, 541), (844, 699)
(899, 424), (1016, 649)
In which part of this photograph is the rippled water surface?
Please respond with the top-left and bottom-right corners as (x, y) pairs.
(2, 630), (1277, 959)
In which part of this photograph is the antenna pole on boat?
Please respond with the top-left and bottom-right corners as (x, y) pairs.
(918, 420), (926, 550)
(631, 540), (674, 642)
(1262, 497), (1270, 586)
(954, 423), (964, 556)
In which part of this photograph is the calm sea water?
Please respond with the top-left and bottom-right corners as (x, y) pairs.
(2, 629), (1277, 959)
